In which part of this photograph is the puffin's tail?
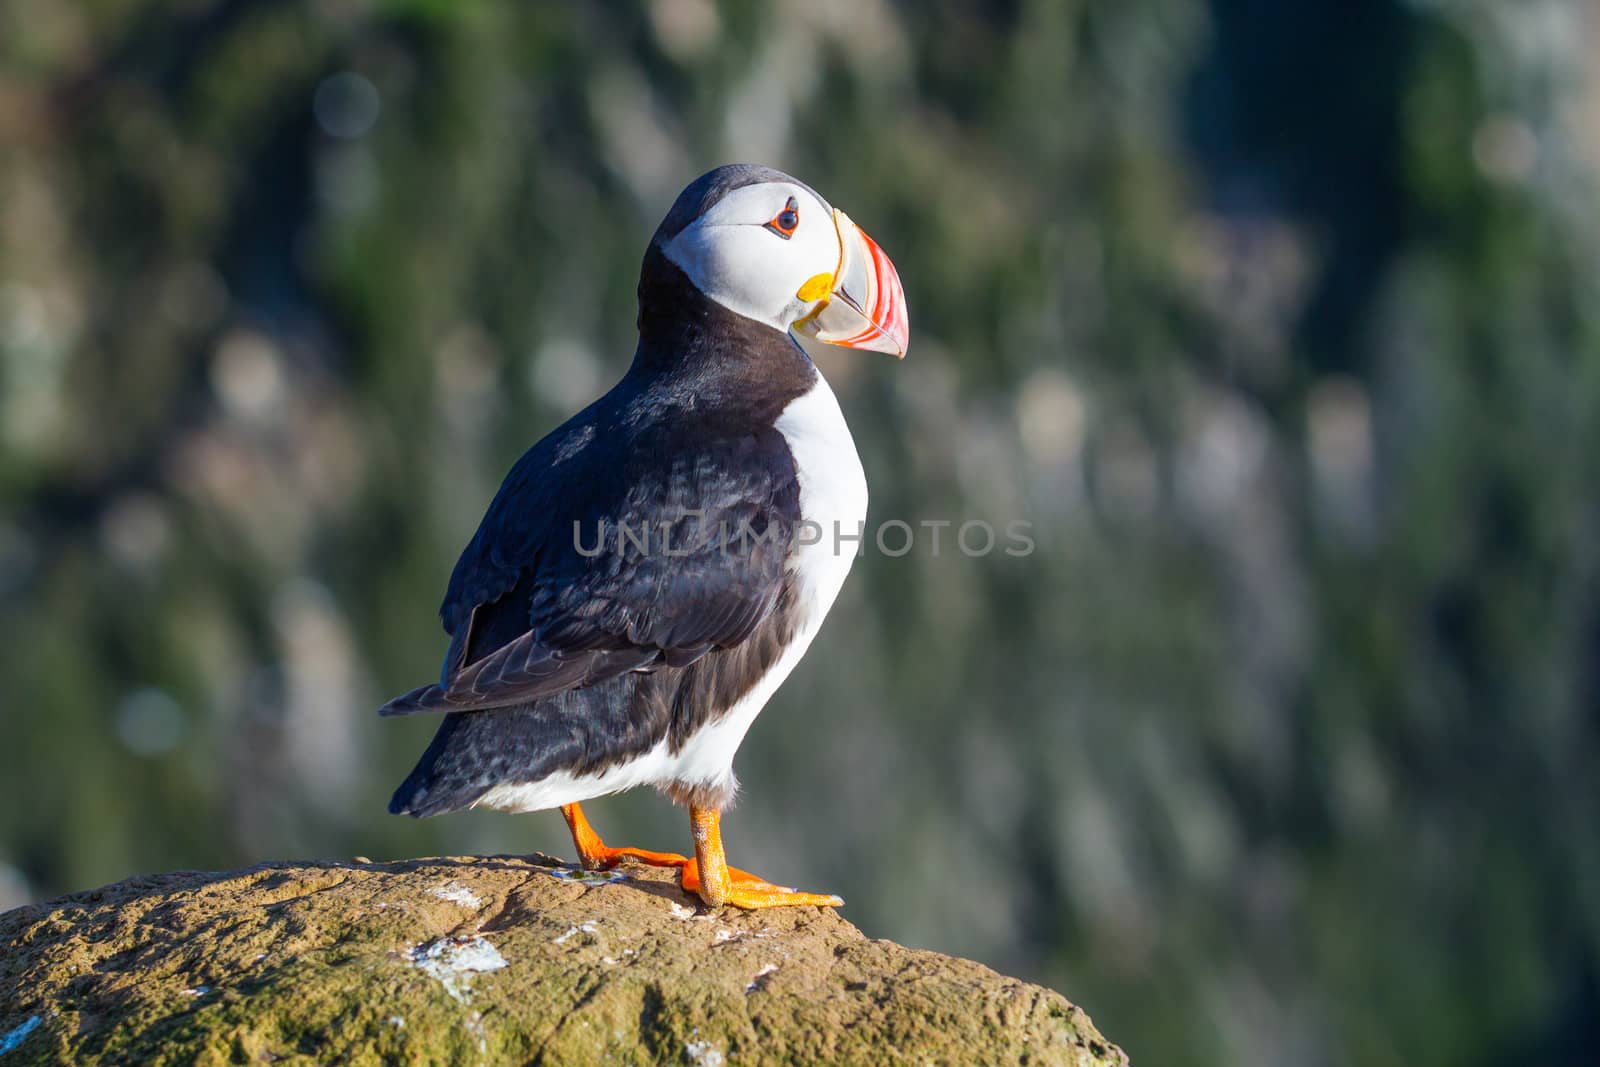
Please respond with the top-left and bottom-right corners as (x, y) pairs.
(385, 698), (596, 818)
(388, 712), (481, 817)
(386, 674), (656, 817)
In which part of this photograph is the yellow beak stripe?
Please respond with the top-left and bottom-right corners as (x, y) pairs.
(796, 272), (834, 303)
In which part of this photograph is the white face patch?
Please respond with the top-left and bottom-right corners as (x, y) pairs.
(661, 182), (841, 332)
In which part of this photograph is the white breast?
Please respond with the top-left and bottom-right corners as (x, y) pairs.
(654, 371), (866, 792)
(476, 371), (867, 813)
(773, 370), (870, 622)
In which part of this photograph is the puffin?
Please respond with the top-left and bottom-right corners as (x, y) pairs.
(380, 164), (908, 910)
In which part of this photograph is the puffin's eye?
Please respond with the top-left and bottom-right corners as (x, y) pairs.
(764, 197), (800, 239)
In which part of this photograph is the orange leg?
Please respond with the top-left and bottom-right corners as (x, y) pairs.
(678, 806), (843, 910)
(561, 802), (688, 870)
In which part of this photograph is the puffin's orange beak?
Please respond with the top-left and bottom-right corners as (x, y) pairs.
(793, 210), (909, 359)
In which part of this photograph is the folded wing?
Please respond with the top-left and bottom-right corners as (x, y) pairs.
(379, 411), (800, 717)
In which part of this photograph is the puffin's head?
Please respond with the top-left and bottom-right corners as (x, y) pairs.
(648, 164), (909, 358)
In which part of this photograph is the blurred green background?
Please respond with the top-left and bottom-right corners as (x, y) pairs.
(3, 1), (1599, 1064)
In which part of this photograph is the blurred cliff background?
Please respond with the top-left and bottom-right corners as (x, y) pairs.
(3, 1), (1599, 1064)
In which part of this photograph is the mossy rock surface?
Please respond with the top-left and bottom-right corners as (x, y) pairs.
(0, 855), (1126, 1065)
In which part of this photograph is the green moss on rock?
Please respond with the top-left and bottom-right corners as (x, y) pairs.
(0, 857), (1126, 1065)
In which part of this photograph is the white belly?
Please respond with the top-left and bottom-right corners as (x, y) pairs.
(476, 371), (866, 813)
(662, 371), (868, 790)
(773, 370), (871, 624)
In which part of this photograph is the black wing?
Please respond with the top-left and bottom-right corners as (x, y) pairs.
(379, 404), (801, 717)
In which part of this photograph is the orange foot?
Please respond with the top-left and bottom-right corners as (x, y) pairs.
(559, 802), (770, 884)
(681, 806), (843, 911)
(561, 803), (685, 868)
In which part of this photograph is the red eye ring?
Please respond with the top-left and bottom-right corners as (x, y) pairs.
(764, 196), (800, 239)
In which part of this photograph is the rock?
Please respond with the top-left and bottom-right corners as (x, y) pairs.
(0, 856), (1126, 1065)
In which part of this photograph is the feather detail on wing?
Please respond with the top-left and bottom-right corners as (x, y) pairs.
(379, 406), (801, 717)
